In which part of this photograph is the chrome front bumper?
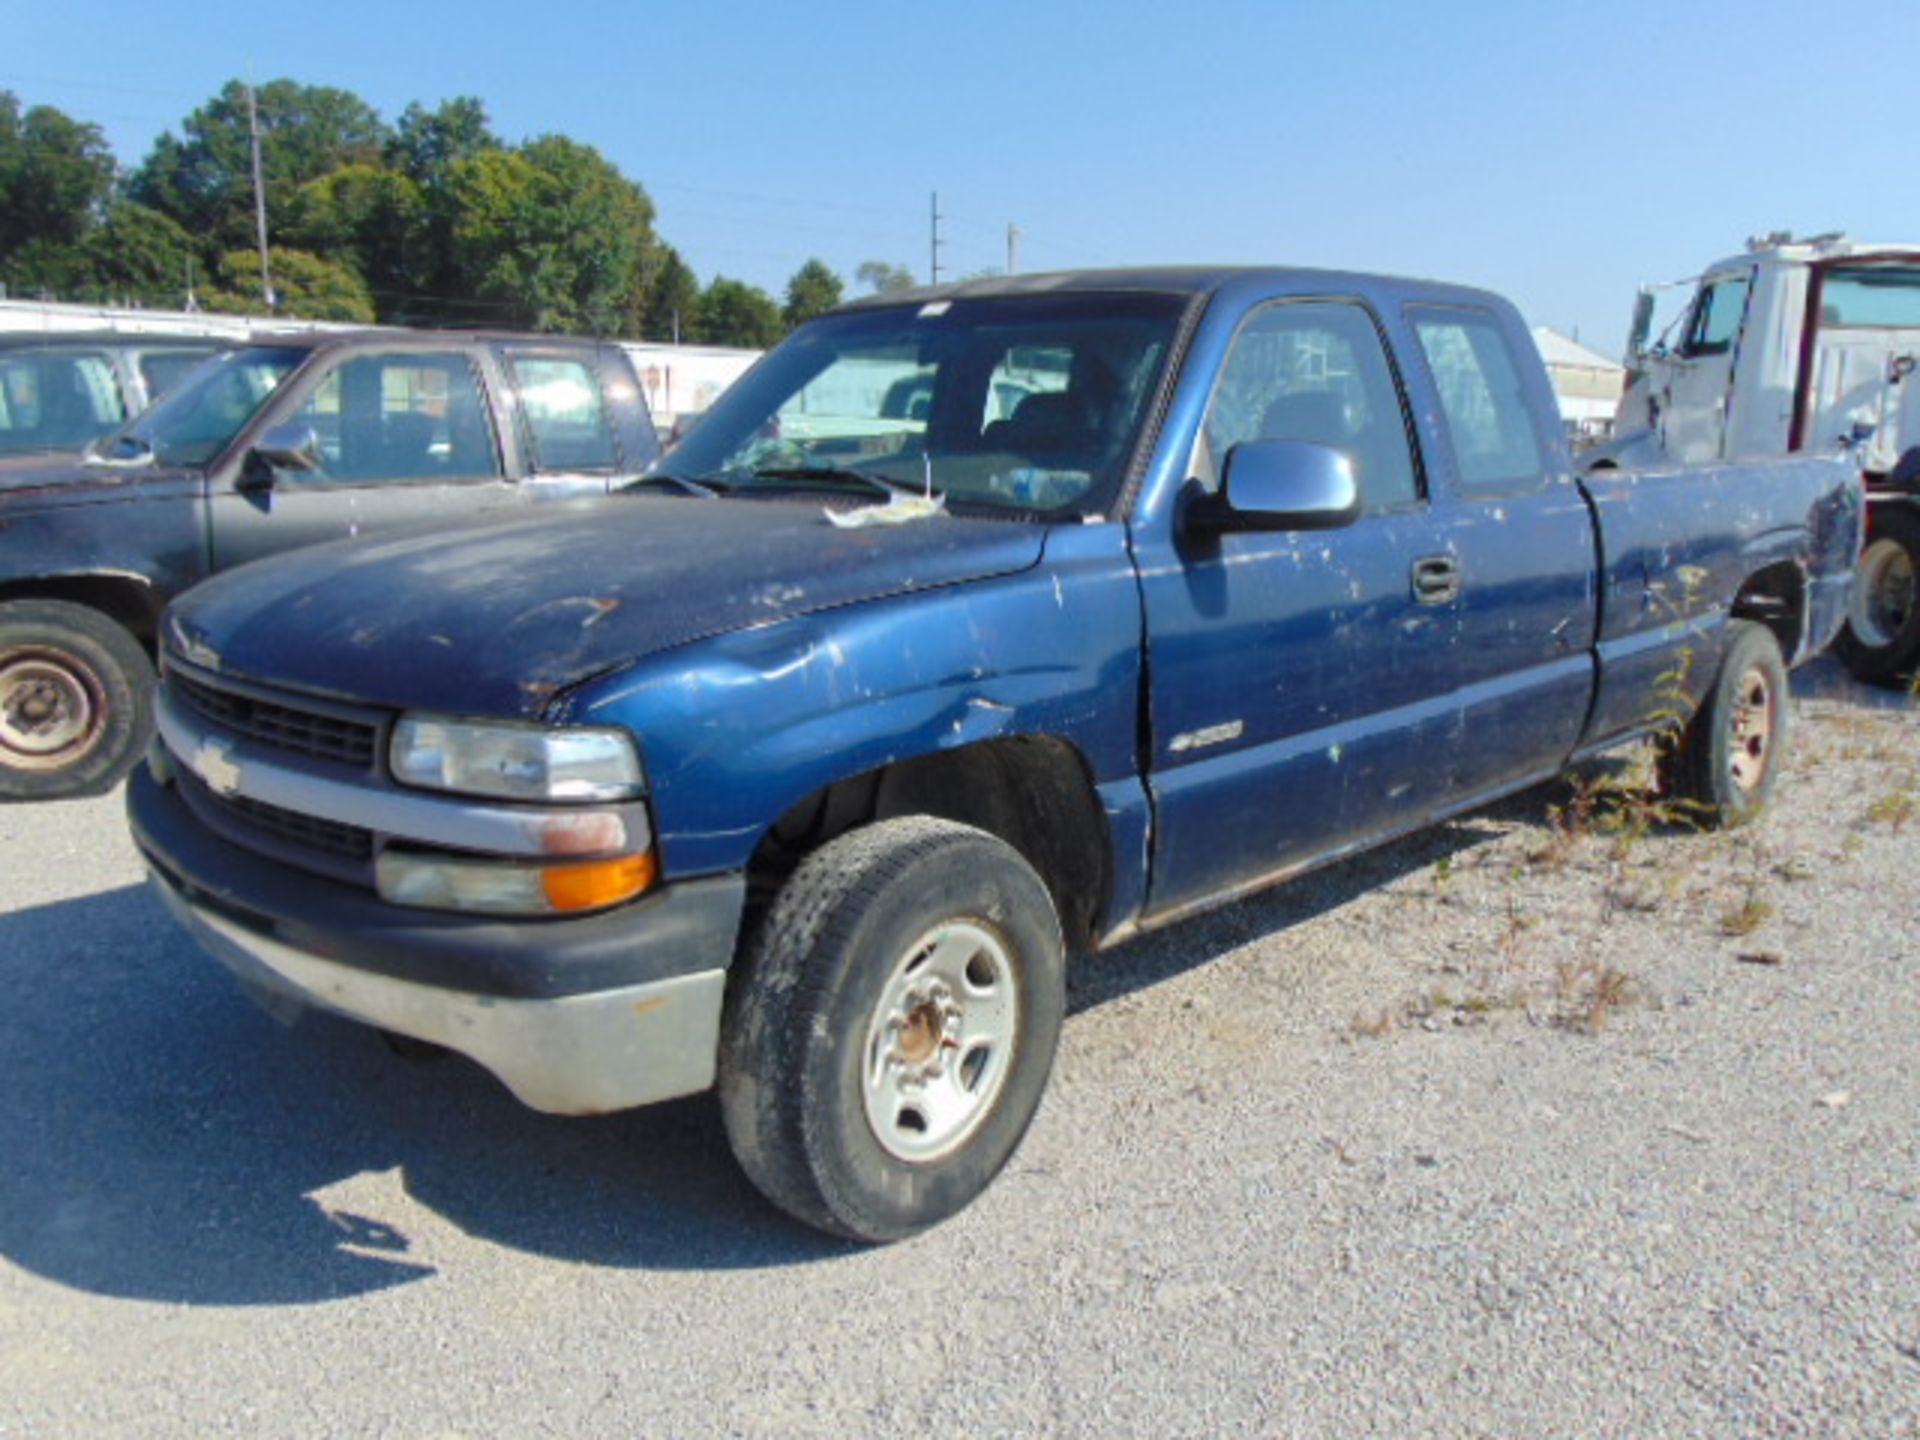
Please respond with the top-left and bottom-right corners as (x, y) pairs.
(152, 874), (727, 1115)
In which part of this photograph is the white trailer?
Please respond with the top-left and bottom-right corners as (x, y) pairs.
(1592, 233), (1920, 683)
(618, 342), (761, 435)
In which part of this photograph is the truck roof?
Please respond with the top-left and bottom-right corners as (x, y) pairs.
(236, 327), (619, 353)
(837, 265), (1510, 312)
(1706, 235), (1920, 274)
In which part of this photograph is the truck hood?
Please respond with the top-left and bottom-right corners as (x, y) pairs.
(167, 494), (1048, 717)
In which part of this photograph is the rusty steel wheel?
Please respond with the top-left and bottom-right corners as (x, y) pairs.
(0, 650), (106, 772)
(1667, 620), (1789, 829)
(1726, 664), (1776, 794)
(0, 600), (154, 802)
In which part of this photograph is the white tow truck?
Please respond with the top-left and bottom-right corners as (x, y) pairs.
(1591, 233), (1920, 682)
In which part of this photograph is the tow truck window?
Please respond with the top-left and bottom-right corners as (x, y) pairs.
(1680, 275), (1750, 356)
(1818, 269), (1920, 328)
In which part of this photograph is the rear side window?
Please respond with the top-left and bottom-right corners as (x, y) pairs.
(293, 352), (501, 482)
(1410, 308), (1546, 491)
(0, 350), (123, 454)
(511, 355), (619, 472)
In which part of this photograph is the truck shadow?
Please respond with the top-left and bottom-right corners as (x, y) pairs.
(0, 774), (1598, 1307)
(0, 883), (859, 1308)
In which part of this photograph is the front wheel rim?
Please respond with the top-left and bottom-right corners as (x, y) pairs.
(1728, 666), (1774, 793)
(0, 651), (105, 770)
(1851, 537), (1917, 649)
(861, 920), (1020, 1163)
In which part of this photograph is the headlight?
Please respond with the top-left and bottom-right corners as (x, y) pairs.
(390, 715), (643, 802)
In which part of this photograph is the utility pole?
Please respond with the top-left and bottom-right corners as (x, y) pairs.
(929, 191), (944, 285)
(246, 74), (273, 309)
(1006, 223), (1020, 275)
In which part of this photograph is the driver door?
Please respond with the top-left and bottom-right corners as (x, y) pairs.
(210, 347), (515, 571)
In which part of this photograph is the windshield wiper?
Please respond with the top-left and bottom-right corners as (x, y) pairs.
(621, 471), (729, 498)
(750, 464), (936, 501)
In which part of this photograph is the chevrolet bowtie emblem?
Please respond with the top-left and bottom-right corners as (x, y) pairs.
(193, 737), (243, 797)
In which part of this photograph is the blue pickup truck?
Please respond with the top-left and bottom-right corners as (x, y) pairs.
(130, 268), (1862, 1241)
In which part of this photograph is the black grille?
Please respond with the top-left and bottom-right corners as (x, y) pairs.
(170, 671), (379, 769)
(216, 791), (374, 861)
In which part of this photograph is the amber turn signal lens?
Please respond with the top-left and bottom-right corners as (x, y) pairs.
(540, 851), (658, 912)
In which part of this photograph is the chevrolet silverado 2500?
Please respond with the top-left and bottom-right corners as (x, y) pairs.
(130, 268), (1862, 1241)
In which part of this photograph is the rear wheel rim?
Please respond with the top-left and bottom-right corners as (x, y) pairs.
(1728, 665), (1774, 793)
(861, 920), (1019, 1163)
(1851, 537), (1916, 649)
(0, 650), (106, 771)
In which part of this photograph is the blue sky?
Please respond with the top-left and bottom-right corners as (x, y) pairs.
(7, 0), (1920, 354)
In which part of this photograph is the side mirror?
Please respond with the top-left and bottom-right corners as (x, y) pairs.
(1188, 439), (1361, 534)
(1626, 290), (1657, 361)
(251, 422), (322, 476)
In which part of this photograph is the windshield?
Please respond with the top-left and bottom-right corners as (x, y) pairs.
(662, 292), (1187, 516)
(101, 345), (306, 468)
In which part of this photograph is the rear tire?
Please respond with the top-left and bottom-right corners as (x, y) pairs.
(1663, 620), (1789, 829)
(1834, 507), (1920, 686)
(0, 600), (154, 802)
(718, 816), (1066, 1242)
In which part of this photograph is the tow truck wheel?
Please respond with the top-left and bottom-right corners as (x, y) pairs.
(718, 816), (1065, 1242)
(0, 600), (154, 802)
(1662, 619), (1789, 829)
(1834, 508), (1920, 686)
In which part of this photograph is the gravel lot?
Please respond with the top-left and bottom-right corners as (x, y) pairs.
(1, 658), (1915, 1438)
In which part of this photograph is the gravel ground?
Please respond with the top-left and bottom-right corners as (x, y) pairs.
(1, 657), (1915, 1438)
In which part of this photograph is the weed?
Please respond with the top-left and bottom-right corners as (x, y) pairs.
(1866, 788), (1917, 832)
(1718, 894), (1773, 937)
(1551, 960), (1637, 1034)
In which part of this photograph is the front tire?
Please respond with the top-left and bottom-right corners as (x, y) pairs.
(718, 816), (1066, 1242)
(1663, 619), (1789, 829)
(0, 600), (155, 801)
(1834, 507), (1920, 686)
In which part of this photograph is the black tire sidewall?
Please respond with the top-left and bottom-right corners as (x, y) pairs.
(0, 602), (153, 800)
(1835, 506), (1920, 685)
(797, 832), (1065, 1241)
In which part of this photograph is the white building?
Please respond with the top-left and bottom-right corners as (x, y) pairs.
(1531, 326), (1625, 442)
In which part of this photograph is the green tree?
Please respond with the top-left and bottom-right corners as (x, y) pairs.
(203, 246), (376, 323)
(0, 93), (117, 259)
(440, 135), (654, 331)
(130, 80), (389, 256)
(697, 277), (784, 349)
(855, 259), (915, 295)
(631, 243), (700, 342)
(386, 97), (499, 191)
(783, 258), (843, 329)
(9, 202), (202, 305)
(283, 163), (428, 309)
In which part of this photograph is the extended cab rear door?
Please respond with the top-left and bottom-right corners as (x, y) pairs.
(1402, 303), (1598, 804)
